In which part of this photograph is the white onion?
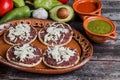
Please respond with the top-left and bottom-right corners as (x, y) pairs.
(32, 8), (48, 19)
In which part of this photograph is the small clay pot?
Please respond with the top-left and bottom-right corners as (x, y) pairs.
(73, 0), (102, 20)
(83, 16), (117, 43)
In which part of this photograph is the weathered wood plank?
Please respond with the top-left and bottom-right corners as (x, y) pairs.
(101, 1), (120, 9)
(91, 39), (120, 61)
(0, 61), (120, 80)
(102, 11), (120, 20)
(0, 0), (120, 80)
(100, 0), (120, 2)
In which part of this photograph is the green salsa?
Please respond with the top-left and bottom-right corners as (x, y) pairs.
(88, 20), (112, 34)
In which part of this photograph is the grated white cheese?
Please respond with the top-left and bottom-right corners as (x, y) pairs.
(46, 46), (76, 64)
(44, 23), (69, 43)
(13, 44), (37, 62)
(0, 24), (6, 32)
(8, 24), (32, 42)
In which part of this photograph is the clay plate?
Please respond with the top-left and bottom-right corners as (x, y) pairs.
(0, 18), (93, 74)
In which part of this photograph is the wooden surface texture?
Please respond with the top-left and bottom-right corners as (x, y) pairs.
(0, 0), (120, 80)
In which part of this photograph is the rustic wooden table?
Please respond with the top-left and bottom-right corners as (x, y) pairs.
(0, 0), (120, 80)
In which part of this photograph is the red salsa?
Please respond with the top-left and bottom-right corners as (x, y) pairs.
(76, 2), (98, 13)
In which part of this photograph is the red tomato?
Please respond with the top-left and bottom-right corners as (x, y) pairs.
(58, 0), (69, 4)
(0, 0), (13, 17)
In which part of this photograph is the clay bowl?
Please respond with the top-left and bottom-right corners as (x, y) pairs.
(83, 16), (117, 43)
(73, 0), (102, 20)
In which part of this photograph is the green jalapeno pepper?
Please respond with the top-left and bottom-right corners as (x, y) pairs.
(0, 6), (31, 23)
(34, 0), (62, 10)
(13, 0), (25, 7)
